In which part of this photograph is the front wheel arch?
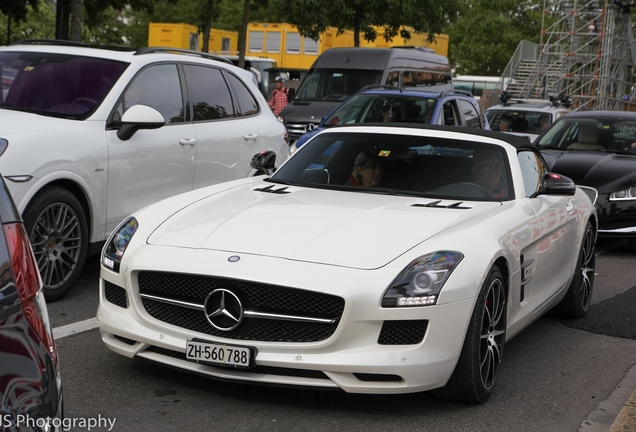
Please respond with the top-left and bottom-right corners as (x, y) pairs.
(22, 184), (90, 301)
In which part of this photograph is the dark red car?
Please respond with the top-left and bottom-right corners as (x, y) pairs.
(0, 175), (63, 431)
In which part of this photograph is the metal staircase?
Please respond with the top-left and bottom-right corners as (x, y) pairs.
(486, 0), (636, 111)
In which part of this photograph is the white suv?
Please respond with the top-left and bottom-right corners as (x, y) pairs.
(0, 41), (289, 300)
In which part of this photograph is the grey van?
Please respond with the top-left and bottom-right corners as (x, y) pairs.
(280, 46), (452, 142)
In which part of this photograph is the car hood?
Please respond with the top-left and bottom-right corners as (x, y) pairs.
(281, 101), (340, 124)
(0, 109), (75, 134)
(541, 149), (636, 193)
(147, 183), (501, 270)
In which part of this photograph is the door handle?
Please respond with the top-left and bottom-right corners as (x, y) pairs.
(243, 134), (259, 141)
(566, 199), (574, 214)
(179, 138), (196, 146)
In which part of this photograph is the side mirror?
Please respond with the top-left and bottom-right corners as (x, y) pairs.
(250, 150), (277, 175)
(531, 173), (576, 197)
(117, 105), (165, 141)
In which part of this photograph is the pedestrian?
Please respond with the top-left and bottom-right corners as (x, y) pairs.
(268, 76), (289, 116)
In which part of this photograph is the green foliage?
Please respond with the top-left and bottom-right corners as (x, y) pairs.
(273, 0), (460, 46)
(444, 0), (546, 75)
(0, 0), (40, 24)
(0, 0), (54, 45)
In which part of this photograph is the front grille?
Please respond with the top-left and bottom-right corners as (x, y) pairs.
(578, 186), (598, 205)
(377, 320), (428, 345)
(105, 281), (128, 308)
(138, 271), (344, 343)
(145, 345), (329, 380)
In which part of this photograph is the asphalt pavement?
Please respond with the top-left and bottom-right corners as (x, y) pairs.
(565, 284), (636, 431)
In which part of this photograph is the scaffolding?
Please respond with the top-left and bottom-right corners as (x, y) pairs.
(515, 0), (636, 111)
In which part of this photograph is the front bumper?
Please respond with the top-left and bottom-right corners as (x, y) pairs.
(97, 268), (475, 395)
(596, 194), (636, 239)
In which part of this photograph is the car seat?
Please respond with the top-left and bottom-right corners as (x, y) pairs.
(567, 123), (605, 150)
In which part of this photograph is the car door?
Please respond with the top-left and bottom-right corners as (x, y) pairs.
(182, 64), (264, 189)
(517, 150), (580, 313)
(105, 63), (196, 235)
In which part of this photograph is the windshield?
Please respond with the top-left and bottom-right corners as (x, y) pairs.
(485, 109), (556, 134)
(269, 131), (512, 201)
(323, 94), (436, 125)
(535, 117), (636, 152)
(294, 68), (383, 102)
(0, 51), (128, 119)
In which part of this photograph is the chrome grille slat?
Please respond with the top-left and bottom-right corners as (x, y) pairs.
(137, 271), (344, 343)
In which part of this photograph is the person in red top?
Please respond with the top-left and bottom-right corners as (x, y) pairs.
(268, 76), (288, 116)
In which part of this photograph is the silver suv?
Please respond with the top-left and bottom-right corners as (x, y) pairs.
(0, 41), (289, 300)
(485, 93), (572, 141)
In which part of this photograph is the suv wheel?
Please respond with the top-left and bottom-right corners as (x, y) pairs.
(22, 186), (88, 301)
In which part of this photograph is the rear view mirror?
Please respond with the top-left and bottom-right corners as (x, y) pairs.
(531, 173), (576, 197)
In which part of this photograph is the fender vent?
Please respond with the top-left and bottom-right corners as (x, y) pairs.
(253, 185), (290, 194)
(411, 200), (470, 209)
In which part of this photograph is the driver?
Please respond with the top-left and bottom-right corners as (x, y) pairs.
(471, 150), (506, 198)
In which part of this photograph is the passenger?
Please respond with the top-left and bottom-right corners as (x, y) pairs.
(347, 150), (384, 187)
(382, 103), (398, 122)
(498, 116), (513, 132)
(539, 114), (551, 132)
(471, 150), (506, 198)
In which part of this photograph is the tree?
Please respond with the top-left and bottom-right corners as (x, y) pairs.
(0, 0), (39, 43)
(276, 0), (460, 47)
(443, 0), (546, 75)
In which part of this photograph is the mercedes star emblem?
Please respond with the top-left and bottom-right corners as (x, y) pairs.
(307, 123), (317, 131)
(203, 289), (244, 331)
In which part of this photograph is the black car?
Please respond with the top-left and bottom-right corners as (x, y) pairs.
(0, 175), (63, 430)
(534, 110), (636, 249)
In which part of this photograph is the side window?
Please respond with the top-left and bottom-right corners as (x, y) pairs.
(124, 64), (184, 124)
(225, 72), (259, 117)
(109, 64), (184, 126)
(183, 65), (235, 121)
(518, 150), (547, 197)
(457, 99), (481, 128)
(442, 101), (458, 126)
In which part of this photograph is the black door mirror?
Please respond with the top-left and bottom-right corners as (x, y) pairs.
(531, 172), (576, 197)
(250, 150), (277, 175)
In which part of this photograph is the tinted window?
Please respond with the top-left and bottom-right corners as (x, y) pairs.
(518, 151), (547, 197)
(323, 94), (436, 126)
(0, 52), (127, 119)
(457, 99), (481, 128)
(122, 64), (184, 124)
(270, 132), (511, 201)
(294, 69), (383, 102)
(225, 72), (259, 117)
(184, 65), (235, 121)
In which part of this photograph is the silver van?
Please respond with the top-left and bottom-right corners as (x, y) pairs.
(281, 47), (452, 142)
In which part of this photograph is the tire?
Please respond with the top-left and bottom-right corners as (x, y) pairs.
(22, 186), (88, 302)
(551, 221), (595, 319)
(431, 266), (507, 403)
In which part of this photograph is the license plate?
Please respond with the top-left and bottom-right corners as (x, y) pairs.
(186, 339), (253, 369)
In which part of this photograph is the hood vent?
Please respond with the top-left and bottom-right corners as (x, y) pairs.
(411, 200), (470, 209)
(253, 185), (291, 194)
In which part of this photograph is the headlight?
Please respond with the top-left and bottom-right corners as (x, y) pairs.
(609, 187), (636, 201)
(101, 217), (138, 273)
(382, 251), (464, 307)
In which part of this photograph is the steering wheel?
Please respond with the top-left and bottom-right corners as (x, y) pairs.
(72, 97), (97, 107)
(458, 182), (494, 198)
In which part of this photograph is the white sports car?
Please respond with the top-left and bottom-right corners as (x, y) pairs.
(97, 125), (597, 403)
